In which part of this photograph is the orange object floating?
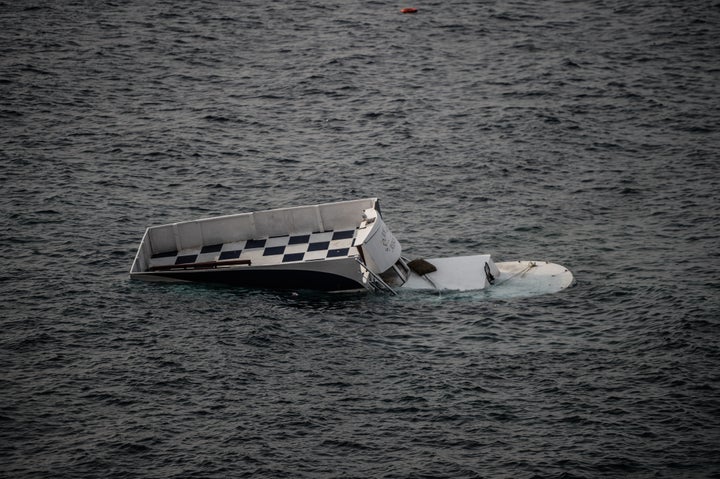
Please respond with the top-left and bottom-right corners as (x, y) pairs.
(400, 7), (418, 14)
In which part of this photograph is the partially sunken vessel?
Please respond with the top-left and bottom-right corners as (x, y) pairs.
(130, 198), (573, 295)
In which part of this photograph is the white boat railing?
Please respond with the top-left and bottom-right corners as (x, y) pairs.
(355, 258), (397, 295)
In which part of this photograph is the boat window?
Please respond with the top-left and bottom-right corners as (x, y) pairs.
(395, 258), (410, 278)
(380, 267), (403, 286)
(380, 259), (409, 286)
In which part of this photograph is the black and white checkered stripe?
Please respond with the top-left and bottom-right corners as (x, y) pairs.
(149, 229), (358, 268)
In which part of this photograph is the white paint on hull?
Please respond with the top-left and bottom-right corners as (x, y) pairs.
(401, 257), (573, 295)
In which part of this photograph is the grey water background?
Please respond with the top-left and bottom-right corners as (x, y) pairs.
(1, 0), (719, 477)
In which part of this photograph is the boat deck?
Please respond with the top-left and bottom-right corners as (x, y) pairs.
(148, 228), (360, 271)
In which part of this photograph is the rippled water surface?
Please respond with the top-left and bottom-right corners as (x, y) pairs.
(2, 1), (719, 477)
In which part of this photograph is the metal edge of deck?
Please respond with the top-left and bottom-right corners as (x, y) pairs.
(130, 256), (369, 292)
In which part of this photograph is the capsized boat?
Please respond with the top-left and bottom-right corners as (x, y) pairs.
(130, 198), (573, 295)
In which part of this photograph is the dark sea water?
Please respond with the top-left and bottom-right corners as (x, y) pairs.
(2, 1), (720, 477)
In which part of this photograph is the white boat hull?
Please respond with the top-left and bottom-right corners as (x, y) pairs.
(401, 255), (499, 291)
(401, 256), (573, 295)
